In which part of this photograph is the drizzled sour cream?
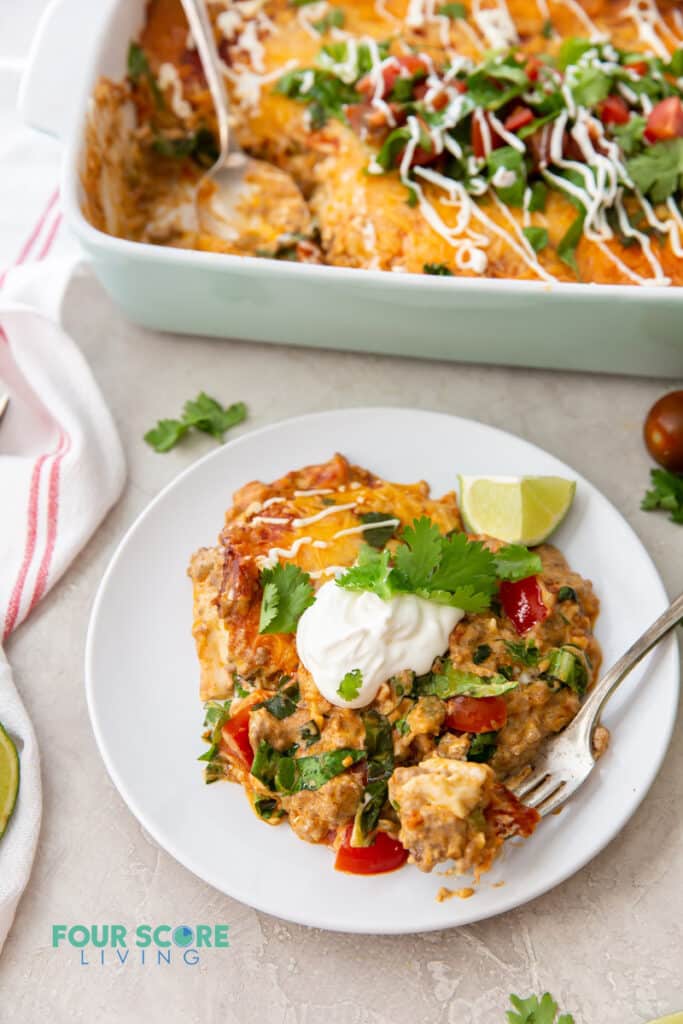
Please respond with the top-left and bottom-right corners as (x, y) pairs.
(296, 581), (463, 709)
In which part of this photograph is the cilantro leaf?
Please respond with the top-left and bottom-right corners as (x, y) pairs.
(337, 668), (363, 701)
(641, 468), (683, 524)
(557, 38), (593, 71)
(393, 517), (443, 590)
(255, 678), (300, 719)
(570, 64), (611, 107)
(127, 41), (164, 108)
(494, 544), (543, 581)
(487, 146), (526, 207)
(507, 992), (574, 1024)
(427, 533), (498, 610)
(611, 115), (646, 156)
(338, 519), (498, 612)
(144, 393), (246, 452)
(424, 263), (454, 275)
(557, 210), (586, 277)
(152, 128), (219, 168)
(523, 226), (548, 253)
(360, 511), (399, 549)
(336, 545), (394, 598)
(504, 640), (540, 665)
(143, 418), (189, 453)
(627, 138), (683, 203)
(528, 181), (548, 213)
(259, 563), (315, 634)
(467, 730), (498, 762)
(257, 746), (366, 793)
(417, 663), (518, 698)
(182, 394), (247, 441)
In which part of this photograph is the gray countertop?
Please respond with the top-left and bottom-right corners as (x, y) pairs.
(0, 267), (681, 1023)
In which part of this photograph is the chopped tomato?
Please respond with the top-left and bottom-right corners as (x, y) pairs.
(454, 79), (468, 94)
(644, 96), (683, 143)
(625, 60), (648, 76)
(471, 112), (502, 158)
(486, 783), (540, 839)
(503, 105), (534, 133)
(598, 94), (630, 126)
(335, 825), (409, 875)
(445, 695), (508, 733)
(499, 576), (548, 635)
(525, 56), (543, 82)
(357, 55), (428, 101)
(220, 706), (254, 769)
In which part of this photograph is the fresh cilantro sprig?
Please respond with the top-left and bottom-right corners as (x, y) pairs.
(259, 563), (315, 634)
(507, 992), (574, 1024)
(337, 517), (536, 612)
(144, 393), (246, 452)
(641, 468), (683, 524)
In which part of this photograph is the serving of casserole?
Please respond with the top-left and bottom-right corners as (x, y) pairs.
(19, 0), (683, 373)
(189, 453), (603, 879)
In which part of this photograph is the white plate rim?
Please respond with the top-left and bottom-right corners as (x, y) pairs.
(85, 407), (679, 934)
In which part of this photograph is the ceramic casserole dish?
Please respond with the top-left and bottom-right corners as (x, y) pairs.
(18, 0), (683, 376)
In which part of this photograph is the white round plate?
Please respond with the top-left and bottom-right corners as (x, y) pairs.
(85, 408), (678, 934)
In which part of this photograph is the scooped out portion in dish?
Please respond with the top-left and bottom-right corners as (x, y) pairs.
(188, 454), (602, 880)
(83, 0), (683, 285)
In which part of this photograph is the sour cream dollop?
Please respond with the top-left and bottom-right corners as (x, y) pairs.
(296, 581), (464, 709)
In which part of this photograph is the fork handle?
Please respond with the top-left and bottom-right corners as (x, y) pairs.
(572, 591), (683, 743)
(179, 0), (231, 158)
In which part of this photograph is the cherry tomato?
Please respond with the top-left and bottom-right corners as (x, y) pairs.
(445, 695), (508, 733)
(220, 706), (254, 769)
(471, 112), (502, 158)
(643, 389), (683, 472)
(357, 55), (428, 101)
(335, 825), (409, 874)
(503, 105), (534, 133)
(644, 96), (683, 143)
(499, 576), (548, 635)
(598, 94), (630, 126)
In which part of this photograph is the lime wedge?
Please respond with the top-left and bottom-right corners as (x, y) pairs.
(459, 475), (576, 545)
(0, 722), (20, 840)
(645, 1016), (683, 1024)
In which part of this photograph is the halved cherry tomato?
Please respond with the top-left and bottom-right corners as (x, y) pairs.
(644, 96), (683, 143)
(504, 105), (534, 133)
(499, 576), (548, 635)
(445, 695), (508, 733)
(625, 60), (648, 76)
(334, 825), (409, 875)
(471, 112), (502, 158)
(357, 55), (428, 101)
(598, 94), (630, 126)
(220, 706), (254, 769)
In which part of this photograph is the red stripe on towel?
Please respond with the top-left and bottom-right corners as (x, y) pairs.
(29, 429), (72, 611)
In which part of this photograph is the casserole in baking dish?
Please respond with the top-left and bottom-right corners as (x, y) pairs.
(19, 0), (683, 374)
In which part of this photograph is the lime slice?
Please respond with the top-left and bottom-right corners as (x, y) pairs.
(0, 722), (20, 840)
(459, 475), (576, 545)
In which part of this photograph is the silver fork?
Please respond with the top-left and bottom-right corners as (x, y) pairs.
(512, 591), (683, 816)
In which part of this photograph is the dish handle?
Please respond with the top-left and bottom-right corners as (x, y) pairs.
(18, 0), (117, 140)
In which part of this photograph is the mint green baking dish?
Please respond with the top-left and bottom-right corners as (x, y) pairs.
(20, 0), (683, 378)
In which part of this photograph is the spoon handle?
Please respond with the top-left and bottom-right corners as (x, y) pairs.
(178, 0), (231, 160)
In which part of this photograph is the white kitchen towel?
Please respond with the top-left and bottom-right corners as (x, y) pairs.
(0, 63), (126, 953)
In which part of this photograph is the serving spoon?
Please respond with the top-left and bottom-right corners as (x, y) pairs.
(512, 591), (683, 816)
(178, 0), (311, 245)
